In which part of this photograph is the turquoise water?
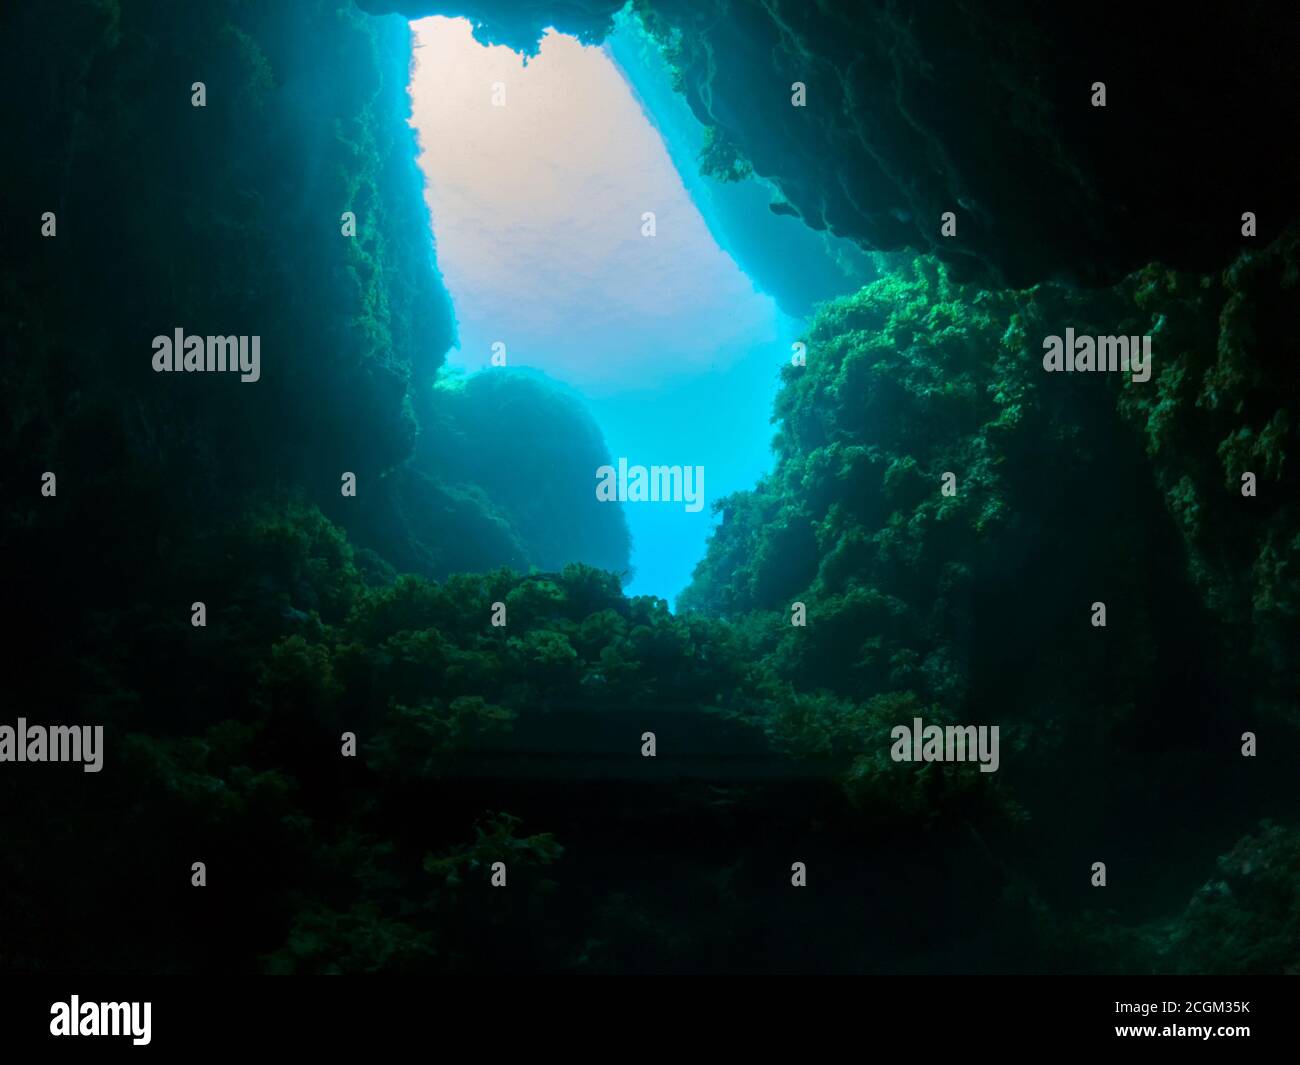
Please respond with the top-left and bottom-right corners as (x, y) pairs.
(414, 13), (870, 602)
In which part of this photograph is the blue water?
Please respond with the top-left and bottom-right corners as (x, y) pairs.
(417, 12), (870, 606)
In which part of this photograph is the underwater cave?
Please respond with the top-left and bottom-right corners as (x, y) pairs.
(1, 0), (1298, 1018)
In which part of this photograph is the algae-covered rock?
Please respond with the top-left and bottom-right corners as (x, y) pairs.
(1115, 230), (1300, 709)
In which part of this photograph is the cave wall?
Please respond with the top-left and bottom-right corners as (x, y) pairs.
(1, 0), (453, 594)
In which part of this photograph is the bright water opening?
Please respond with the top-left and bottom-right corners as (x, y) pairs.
(407, 12), (869, 603)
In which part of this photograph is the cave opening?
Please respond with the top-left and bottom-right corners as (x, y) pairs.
(405, 10), (865, 603)
(4, 0), (1297, 986)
